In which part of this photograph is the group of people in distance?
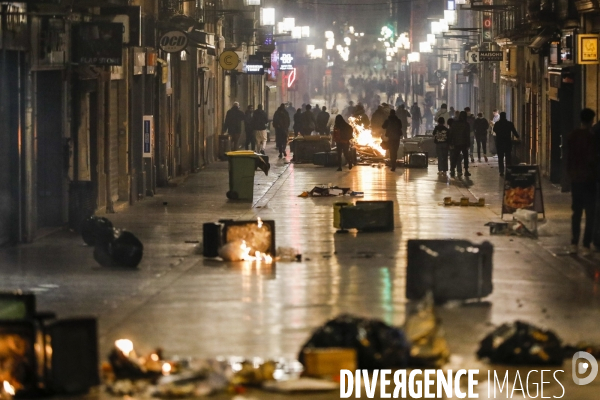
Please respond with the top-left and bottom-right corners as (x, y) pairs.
(432, 104), (519, 178)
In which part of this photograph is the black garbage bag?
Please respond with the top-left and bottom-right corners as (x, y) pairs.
(298, 314), (410, 370)
(477, 321), (564, 365)
(81, 216), (114, 246)
(93, 229), (144, 268)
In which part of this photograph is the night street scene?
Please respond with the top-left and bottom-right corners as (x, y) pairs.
(2, 0), (600, 399)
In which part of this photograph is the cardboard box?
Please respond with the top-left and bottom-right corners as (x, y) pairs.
(302, 348), (357, 377)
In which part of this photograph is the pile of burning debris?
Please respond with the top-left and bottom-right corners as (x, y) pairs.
(348, 117), (387, 164)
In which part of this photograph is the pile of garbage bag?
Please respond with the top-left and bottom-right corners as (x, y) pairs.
(298, 314), (410, 370)
(477, 321), (564, 365)
(82, 216), (144, 268)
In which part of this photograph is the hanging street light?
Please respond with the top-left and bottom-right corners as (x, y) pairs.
(259, 8), (275, 26)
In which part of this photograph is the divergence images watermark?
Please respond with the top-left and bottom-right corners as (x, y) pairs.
(339, 354), (598, 399)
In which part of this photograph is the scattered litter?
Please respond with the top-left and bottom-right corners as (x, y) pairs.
(441, 197), (485, 207)
(219, 240), (251, 262)
(299, 184), (363, 197)
(405, 295), (450, 368)
(484, 221), (536, 237)
(105, 339), (311, 398)
(298, 314), (410, 370)
(277, 247), (302, 262)
(263, 377), (338, 392)
(513, 209), (538, 236)
(477, 321), (564, 365)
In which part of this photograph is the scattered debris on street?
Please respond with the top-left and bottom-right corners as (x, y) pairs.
(477, 321), (564, 365)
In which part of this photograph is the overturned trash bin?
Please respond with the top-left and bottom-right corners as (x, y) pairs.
(406, 239), (493, 302)
(226, 151), (270, 201)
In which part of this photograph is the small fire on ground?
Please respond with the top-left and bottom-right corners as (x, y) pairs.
(348, 117), (386, 158)
(3, 381), (15, 396)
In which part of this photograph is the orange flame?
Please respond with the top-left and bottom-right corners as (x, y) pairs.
(348, 117), (386, 156)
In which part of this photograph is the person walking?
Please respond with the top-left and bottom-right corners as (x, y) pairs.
(474, 112), (489, 162)
(448, 111), (471, 178)
(293, 108), (303, 137)
(489, 109), (500, 155)
(397, 104), (411, 138)
(222, 102), (245, 151)
(410, 102), (422, 136)
(332, 115), (354, 171)
(352, 103), (370, 128)
(316, 106), (331, 135)
(370, 104), (388, 139)
(433, 117), (449, 175)
(273, 103), (290, 158)
(327, 107), (339, 135)
(383, 109), (403, 171)
(424, 105), (434, 131)
(301, 104), (316, 136)
(435, 103), (450, 126)
(244, 105), (255, 150)
(493, 112), (519, 176)
(286, 103), (296, 131)
(567, 108), (598, 255)
(252, 104), (269, 154)
(465, 107), (476, 163)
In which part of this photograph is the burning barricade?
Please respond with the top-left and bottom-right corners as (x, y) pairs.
(347, 117), (387, 164)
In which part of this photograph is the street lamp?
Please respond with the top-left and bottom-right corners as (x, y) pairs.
(301, 26), (310, 38)
(438, 19), (450, 32)
(408, 52), (421, 63)
(431, 21), (442, 35)
(419, 42), (432, 53)
(306, 44), (315, 55)
(325, 31), (334, 39)
(259, 8), (275, 26)
(244, 0), (261, 5)
(292, 26), (302, 39)
(283, 18), (295, 32)
(312, 48), (323, 59)
(277, 22), (286, 34)
(427, 34), (436, 45)
(444, 10), (457, 26)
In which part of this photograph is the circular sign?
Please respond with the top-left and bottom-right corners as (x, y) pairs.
(159, 31), (188, 53)
(219, 51), (240, 70)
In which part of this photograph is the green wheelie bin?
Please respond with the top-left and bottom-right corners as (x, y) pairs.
(226, 151), (259, 201)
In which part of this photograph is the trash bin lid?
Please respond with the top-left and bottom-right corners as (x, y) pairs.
(226, 150), (258, 157)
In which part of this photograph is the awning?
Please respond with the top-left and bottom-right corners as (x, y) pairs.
(529, 28), (556, 50)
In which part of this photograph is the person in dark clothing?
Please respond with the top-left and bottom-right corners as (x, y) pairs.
(252, 104), (269, 154)
(286, 103), (296, 130)
(448, 111), (471, 178)
(316, 106), (331, 135)
(465, 107), (476, 162)
(312, 104), (321, 118)
(273, 103), (291, 158)
(568, 108), (597, 255)
(332, 115), (354, 171)
(493, 112), (519, 176)
(223, 102), (246, 150)
(293, 108), (302, 137)
(433, 117), (449, 174)
(474, 112), (489, 162)
(410, 102), (422, 136)
(382, 109), (403, 171)
(301, 104), (317, 136)
(593, 120), (600, 248)
(244, 105), (255, 150)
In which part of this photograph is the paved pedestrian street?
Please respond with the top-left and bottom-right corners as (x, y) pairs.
(1, 145), (599, 399)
